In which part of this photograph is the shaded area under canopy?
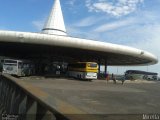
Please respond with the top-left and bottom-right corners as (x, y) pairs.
(0, 42), (151, 66)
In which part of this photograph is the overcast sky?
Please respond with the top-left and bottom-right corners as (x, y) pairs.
(0, 0), (160, 75)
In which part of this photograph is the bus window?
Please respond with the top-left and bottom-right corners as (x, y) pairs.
(88, 63), (97, 68)
(4, 60), (17, 64)
(18, 62), (23, 69)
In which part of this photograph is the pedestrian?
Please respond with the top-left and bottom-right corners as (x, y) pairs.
(112, 73), (116, 84)
(121, 76), (125, 85)
(106, 73), (109, 83)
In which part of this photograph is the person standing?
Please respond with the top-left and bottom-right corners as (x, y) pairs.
(106, 73), (109, 83)
(112, 73), (116, 84)
(121, 76), (125, 85)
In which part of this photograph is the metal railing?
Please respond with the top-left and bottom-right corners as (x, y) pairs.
(0, 74), (80, 120)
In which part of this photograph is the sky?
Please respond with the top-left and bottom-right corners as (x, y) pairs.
(0, 0), (160, 75)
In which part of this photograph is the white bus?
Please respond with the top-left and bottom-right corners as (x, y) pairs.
(2, 59), (35, 76)
(125, 70), (158, 80)
(68, 62), (98, 80)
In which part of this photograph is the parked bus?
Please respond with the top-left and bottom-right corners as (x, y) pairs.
(2, 59), (35, 76)
(68, 62), (98, 80)
(125, 70), (158, 80)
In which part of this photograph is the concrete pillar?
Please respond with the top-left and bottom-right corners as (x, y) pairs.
(98, 59), (101, 74)
(104, 60), (108, 74)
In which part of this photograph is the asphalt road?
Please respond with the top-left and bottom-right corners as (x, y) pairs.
(20, 77), (160, 120)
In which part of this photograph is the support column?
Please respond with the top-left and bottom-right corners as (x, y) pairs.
(98, 59), (101, 75)
(104, 59), (108, 74)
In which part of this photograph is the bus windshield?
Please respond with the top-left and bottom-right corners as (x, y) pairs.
(88, 63), (97, 68)
(4, 60), (17, 64)
(3, 63), (17, 66)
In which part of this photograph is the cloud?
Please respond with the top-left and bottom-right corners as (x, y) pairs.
(32, 19), (45, 31)
(93, 17), (136, 32)
(125, 24), (160, 74)
(128, 24), (160, 58)
(106, 23), (160, 75)
(0, 26), (9, 30)
(66, 0), (76, 6)
(67, 25), (101, 40)
(86, 0), (144, 17)
(73, 16), (104, 27)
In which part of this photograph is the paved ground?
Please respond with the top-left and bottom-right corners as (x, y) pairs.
(20, 77), (160, 119)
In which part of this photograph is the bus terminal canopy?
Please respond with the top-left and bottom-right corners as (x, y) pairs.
(0, 30), (158, 66)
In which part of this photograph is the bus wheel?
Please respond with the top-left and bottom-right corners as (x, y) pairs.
(88, 79), (92, 81)
(80, 75), (82, 79)
(77, 75), (79, 79)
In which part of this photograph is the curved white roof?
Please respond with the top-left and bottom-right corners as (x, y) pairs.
(0, 30), (158, 65)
